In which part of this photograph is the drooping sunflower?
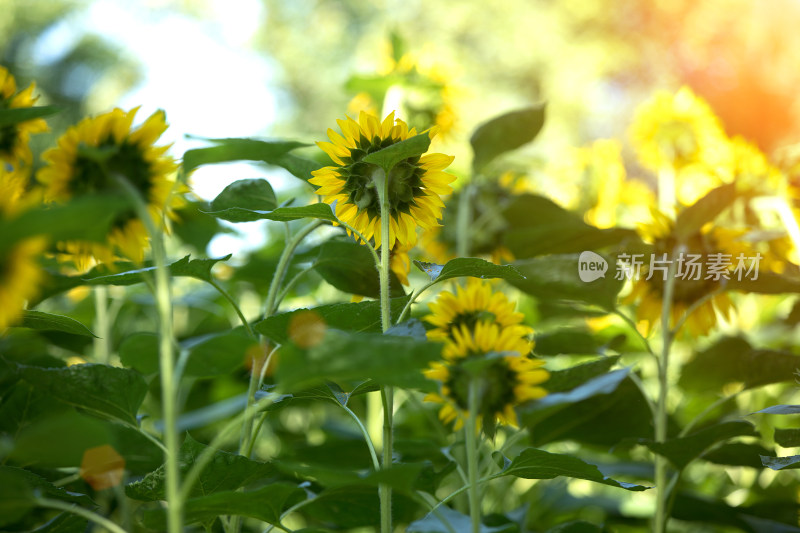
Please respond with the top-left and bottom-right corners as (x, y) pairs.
(0, 66), (49, 167)
(627, 209), (755, 336)
(310, 111), (455, 250)
(37, 107), (182, 269)
(423, 280), (548, 431)
(629, 86), (730, 175)
(0, 167), (45, 330)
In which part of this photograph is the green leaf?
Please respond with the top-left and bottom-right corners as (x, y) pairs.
(18, 363), (147, 425)
(118, 333), (159, 374)
(386, 318), (427, 340)
(726, 271), (800, 294)
(0, 105), (61, 127)
(275, 329), (441, 392)
(299, 486), (418, 529)
(534, 328), (623, 356)
(209, 178), (277, 214)
(126, 434), (278, 501)
(0, 194), (133, 253)
(520, 376), (653, 448)
(680, 336), (800, 391)
(203, 202), (337, 223)
(86, 254), (231, 285)
(183, 329), (257, 377)
(775, 429), (800, 448)
(754, 405), (800, 415)
(254, 296), (410, 344)
(276, 461), (426, 493)
(315, 239), (405, 298)
(470, 106), (545, 172)
(510, 255), (624, 310)
(702, 442), (776, 468)
(543, 356), (621, 393)
(362, 132), (431, 173)
(0, 466), (35, 526)
(496, 447), (650, 491)
(408, 506), (512, 533)
(323, 380), (379, 407)
(672, 493), (800, 531)
(141, 483), (304, 528)
(414, 257), (525, 284)
(17, 311), (96, 338)
(172, 200), (235, 252)
(642, 421), (757, 470)
(8, 410), (111, 468)
(0, 466), (94, 507)
(183, 138), (309, 173)
(761, 455), (800, 470)
(502, 195), (640, 258)
(545, 521), (604, 533)
(271, 152), (325, 182)
(30, 513), (88, 532)
(529, 367), (631, 414)
(674, 183), (736, 240)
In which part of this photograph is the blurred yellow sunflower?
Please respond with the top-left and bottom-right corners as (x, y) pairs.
(0, 66), (49, 166)
(574, 140), (657, 229)
(37, 107), (182, 269)
(627, 209), (756, 336)
(727, 136), (786, 197)
(390, 241), (412, 286)
(630, 86), (730, 173)
(310, 111), (455, 249)
(423, 280), (548, 430)
(0, 167), (45, 330)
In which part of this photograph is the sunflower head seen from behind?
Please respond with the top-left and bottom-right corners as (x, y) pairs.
(423, 279), (548, 434)
(627, 209), (754, 336)
(310, 111), (455, 250)
(0, 66), (49, 167)
(37, 107), (182, 269)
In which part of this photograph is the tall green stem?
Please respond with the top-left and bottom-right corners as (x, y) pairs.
(113, 175), (181, 533)
(232, 219), (323, 533)
(465, 379), (480, 533)
(654, 251), (678, 533)
(241, 219), (323, 453)
(35, 498), (129, 533)
(375, 165), (394, 533)
(456, 182), (473, 257)
(93, 286), (111, 364)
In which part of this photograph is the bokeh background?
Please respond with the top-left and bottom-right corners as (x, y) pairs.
(6, 0), (800, 255)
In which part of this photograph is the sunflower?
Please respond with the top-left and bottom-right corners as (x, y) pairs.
(629, 86), (730, 174)
(425, 278), (530, 342)
(0, 167), (45, 330)
(390, 241), (412, 286)
(310, 111), (455, 250)
(627, 209), (754, 336)
(423, 280), (548, 430)
(573, 140), (657, 229)
(37, 107), (182, 269)
(0, 66), (49, 167)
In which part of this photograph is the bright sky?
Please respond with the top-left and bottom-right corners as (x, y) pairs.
(36, 0), (287, 256)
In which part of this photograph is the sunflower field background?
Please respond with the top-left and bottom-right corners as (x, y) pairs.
(3, 1), (800, 532)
